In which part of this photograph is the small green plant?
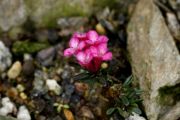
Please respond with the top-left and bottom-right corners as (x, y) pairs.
(106, 75), (143, 118)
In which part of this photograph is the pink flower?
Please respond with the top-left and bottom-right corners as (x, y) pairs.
(64, 37), (85, 56)
(86, 30), (108, 45)
(63, 30), (112, 73)
(90, 43), (112, 61)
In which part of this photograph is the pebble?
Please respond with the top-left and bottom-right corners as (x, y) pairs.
(65, 84), (75, 95)
(0, 97), (16, 116)
(101, 62), (108, 69)
(16, 84), (25, 92)
(166, 12), (180, 41)
(96, 23), (106, 35)
(20, 92), (28, 100)
(7, 61), (22, 79)
(46, 79), (62, 95)
(125, 112), (146, 120)
(17, 106), (31, 120)
(23, 54), (35, 76)
(61, 69), (71, 80)
(36, 47), (56, 67)
(0, 41), (12, 72)
(63, 109), (74, 120)
(80, 106), (94, 119)
(74, 82), (88, 94)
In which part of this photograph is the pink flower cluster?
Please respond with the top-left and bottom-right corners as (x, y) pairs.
(64, 30), (112, 73)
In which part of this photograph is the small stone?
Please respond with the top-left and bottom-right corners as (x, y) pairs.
(22, 59), (35, 76)
(6, 88), (18, 99)
(17, 106), (31, 120)
(0, 41), (12, 72)
(96, 23), (106, 35)
(74, 82), (88, 93)
(101, 62), (108, 69)
(0, 97), (16, 116)
(36, 47), (55, 67)
(80, 106), (94, 119)
(33, 98), (45, 113)
(46, 79), (62, 95)
(20, 92), (27, 100)
(16, 84), (25, 92)
(63, 109), (74, 120)
(65, 84), (75, 95)
(125, 112), (146, 120)
(33, 70), (47, 93)
(61, 70), (71, 80)
(7, 61), (22, 79)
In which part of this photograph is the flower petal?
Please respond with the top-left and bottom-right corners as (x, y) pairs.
(64, 48), (75, 57)
(85, 49), (93, 63)
(69, 37), (79, 48)
(73, 32), (87, 40)
(98, 35), (108, 43)
(102, 52), (112, 61)
(76, 51), (86, 63)
(98, 43), (108, 55)
(87, 30), (98, 43)
(90, 46), (98, 57)
(78, 41), (86, 50)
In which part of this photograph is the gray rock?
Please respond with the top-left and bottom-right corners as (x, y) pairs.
(0, 41), (12, 73)
(125, 112), (146, 120)
(36, 47), (56, 67)
(127, 0), (180, 120)
(0, 0), (118, 31)
(33, 70), (48, 93)
(0, 0), (27, 31)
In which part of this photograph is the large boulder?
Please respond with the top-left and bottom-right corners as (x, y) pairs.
(0, 0), (117, 31)
(127, 0), (180, 120)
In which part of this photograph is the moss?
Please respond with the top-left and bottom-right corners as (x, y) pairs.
(12, 40), (50, 55)
(0, 116), (17, 120)
(41, 3), (87, 28)
(158, 83), (180, 105)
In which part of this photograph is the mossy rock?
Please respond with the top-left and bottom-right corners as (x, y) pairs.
(12, 40), (50, 55)
(24, 0), (118, 28)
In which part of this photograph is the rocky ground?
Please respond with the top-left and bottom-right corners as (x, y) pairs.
(0, 0), (179, 120)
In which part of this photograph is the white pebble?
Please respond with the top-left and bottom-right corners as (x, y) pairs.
(17, 106), (31, 120)
(125, 112), (146, 120)
(46, 79), (62, 95)
(7, 61), (22, 79)
(0, 97), (16, 116)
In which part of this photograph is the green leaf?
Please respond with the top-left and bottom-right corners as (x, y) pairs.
(134, 88), (143, 95)
(123, 75), (133, 87)
(117, 107), (129, 118)
(121, 96), (129, 106)
(73, 72), (91, 81)
(132, 107), (142, 115)
(63, 104), (70, 109)
(106, 107), (116, 115)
